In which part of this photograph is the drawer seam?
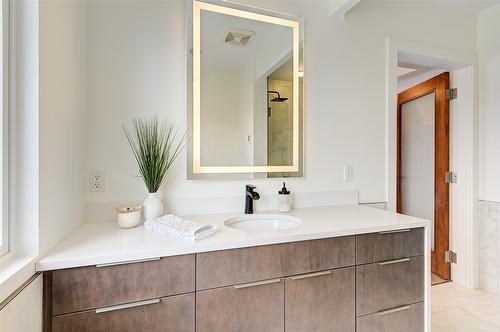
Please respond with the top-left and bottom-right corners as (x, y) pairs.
(52, 291), (196, 318)
(355, 254), (424, 267)
(196, 264), (356, 291)
(355, 300), (424, 318)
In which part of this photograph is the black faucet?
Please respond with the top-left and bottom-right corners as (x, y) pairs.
(245, 185), (260, 214)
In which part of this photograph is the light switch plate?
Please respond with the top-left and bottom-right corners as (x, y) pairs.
(344, 165), (354, 182)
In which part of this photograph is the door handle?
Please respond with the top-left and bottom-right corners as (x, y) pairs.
(96, 257), (160, 268)
(377, 305), (411, 316)
(95, 298), (160, 314)
(234, 278), (282, 289)
(378, 258), (410, 266)
(378, 229), (410, 235)
(290, 270), (332, 281)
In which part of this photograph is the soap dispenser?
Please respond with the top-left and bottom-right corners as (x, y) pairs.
(278, 182), (291, 213)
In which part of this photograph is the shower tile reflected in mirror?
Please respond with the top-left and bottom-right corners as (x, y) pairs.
(266, 69), (303, 178)
(268, 79), (293, 168)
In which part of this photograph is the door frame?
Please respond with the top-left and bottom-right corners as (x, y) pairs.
(396, 72), (450, 280)
(386, 38), (478, 290)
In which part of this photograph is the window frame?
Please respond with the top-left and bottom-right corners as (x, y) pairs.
(0, 0), (10, 257)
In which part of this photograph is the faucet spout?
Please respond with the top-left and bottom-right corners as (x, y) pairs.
(245, 185), (260, 214)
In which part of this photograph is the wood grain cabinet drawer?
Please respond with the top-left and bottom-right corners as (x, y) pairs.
(196, 278), (284, 332)
(356, 255), (424, 316)
(285, 267), (355, 332)
(52, 293), (195, 332)
(356, 302), (424, 332)
(356, 228), (423, 265)
(51, 255), (195, 315)
(196, 236), (355, 290)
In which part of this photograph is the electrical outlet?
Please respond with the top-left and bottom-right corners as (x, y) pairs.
(344, 165), (354, 182)
(89, 170), (105, 192)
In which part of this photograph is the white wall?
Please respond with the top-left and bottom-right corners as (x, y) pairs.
(200, 68), (253, 166)
(449, 67), (476, 288)
(85, 1), (191, 219)
(0, 0), (40, 307)
(253, 76), (267, 166)
(84, 0), (478, 220)
(478, 5), (500, 202)
(10, 0), (39, 259)
(1, 0), (89, 315)
(0, 275), (42, 332)
(397, 68), (445, 93)
(39, 0), (87, 255)
(477, 4), (500, 294)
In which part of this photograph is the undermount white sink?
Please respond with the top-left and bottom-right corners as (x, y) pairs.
(223, 214), (302, 231)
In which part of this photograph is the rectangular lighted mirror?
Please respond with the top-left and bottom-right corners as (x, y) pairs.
(189, 0), (303, 176)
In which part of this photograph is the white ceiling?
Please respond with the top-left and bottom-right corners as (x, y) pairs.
(397, 62), (435, 81)
(201, 10), (292, 71)
(357, 0), (499, 14)
(433, 0), (500, 13)
(269, 57), (293, 81)
(397, 66), (417, 77)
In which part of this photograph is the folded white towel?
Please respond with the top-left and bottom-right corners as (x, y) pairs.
(144, 214), (217, 241)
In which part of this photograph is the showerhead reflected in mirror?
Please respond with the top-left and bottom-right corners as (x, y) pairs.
(268, 91), (288, 102)
(189, 1), (303, 177)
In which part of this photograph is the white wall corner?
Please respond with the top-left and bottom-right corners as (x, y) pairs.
(328, 0), (361, 20)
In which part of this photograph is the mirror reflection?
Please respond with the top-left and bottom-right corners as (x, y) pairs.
(193, 1), (303, 175)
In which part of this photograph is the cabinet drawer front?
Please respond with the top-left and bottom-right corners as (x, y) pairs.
(52, 255), (195, 315)
(196, 279), (284, 332)
(196, 236), (355, 290)
(52, 293), (195, 332)
(356, 228), (423, 265)
(285, 267), (355, 332)
(356, 302), (424, 332)
(356, 256), (424, 316)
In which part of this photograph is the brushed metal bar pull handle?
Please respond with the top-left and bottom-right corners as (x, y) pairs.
(234, 278), (282, 289)
(378, 258), (410, 266)
(96, 257), (160, 268)
(378, 305), (411, 316)
(291, 270), (332, 281)
(378, 229), (410, 235)
(95, 298), (160, 314)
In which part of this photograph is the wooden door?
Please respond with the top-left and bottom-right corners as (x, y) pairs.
(285, 267), (355, 332)
(397, 72), (450, 280)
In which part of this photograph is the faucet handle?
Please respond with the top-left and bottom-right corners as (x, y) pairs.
(246, 184), (256, 191)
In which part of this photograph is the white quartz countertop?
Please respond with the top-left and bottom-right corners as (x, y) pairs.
(36, 205), (429, 271)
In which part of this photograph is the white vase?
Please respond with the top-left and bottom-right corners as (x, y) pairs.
(143, 192), (163, 221)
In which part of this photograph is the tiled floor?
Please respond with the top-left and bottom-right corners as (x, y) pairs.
(432, 282), (500, 331)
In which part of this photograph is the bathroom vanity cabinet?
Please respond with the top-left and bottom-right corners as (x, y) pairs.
(43, 227), (424, 332)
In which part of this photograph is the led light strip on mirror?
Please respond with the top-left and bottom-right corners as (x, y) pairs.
(192, 0), (301, 174)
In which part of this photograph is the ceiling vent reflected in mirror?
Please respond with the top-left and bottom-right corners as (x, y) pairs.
(224, 28), (255, 46)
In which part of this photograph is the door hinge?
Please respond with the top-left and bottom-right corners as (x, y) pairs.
(445, 250), (457, 264)
(445, 171), (457, 184)
(445, 88), (457, 101)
